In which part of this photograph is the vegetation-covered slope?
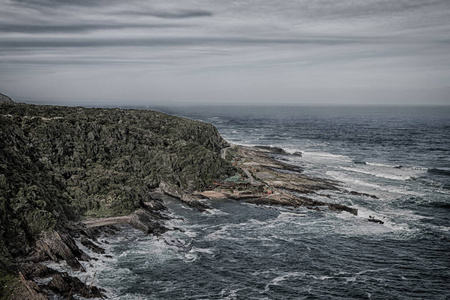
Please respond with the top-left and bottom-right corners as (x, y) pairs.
(0, 102), (235, 272)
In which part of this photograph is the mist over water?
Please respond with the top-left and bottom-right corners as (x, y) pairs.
(85, 105), (449, 299)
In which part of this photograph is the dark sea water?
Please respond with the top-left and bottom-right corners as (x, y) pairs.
(66, 105), (450, 299)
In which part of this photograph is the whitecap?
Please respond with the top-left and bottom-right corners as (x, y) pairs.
(325, 171), (384, 192)
(339, 166), (413, 181)
(311, 275), (333, 281)
(264, 271), (305, 292)
(340, 163), (427, 181)
(366, 162), (401, 168)
(301, 151), (353, 162)
(189, 246), (215, 255)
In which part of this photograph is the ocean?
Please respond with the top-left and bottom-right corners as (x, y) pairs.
(69, 105), (450, 299)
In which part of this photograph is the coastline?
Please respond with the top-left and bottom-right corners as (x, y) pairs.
(1, 100), (374, 299)
(19, 144), (365, 299)
(15, 144), (365, 299)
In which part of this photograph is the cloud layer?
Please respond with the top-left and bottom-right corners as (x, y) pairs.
(1, 0), (449, 105)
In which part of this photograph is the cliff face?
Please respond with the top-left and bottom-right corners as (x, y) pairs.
(0, 102), (235, 273)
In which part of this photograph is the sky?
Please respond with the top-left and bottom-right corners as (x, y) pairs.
(1, 0), (449, 106)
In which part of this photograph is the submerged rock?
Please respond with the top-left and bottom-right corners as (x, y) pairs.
(346, 190), (379, 199)
(368, 216), (384, 224)
(327, 203), (358, 215)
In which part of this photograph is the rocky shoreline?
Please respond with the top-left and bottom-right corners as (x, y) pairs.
(1, 98), (375, 299)
(7, 144), (370, 299)
(207, 145), (365, 215)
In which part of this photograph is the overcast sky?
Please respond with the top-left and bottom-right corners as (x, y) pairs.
(1, 0), (449, 106)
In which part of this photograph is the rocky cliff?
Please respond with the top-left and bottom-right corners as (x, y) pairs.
(0, 98), (236, 299)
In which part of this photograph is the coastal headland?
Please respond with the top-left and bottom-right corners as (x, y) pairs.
(1, 97), (368, 299)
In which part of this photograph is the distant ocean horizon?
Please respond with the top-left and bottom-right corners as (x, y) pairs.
(18, 97), (450, 108)
(54, 104), (450, 299)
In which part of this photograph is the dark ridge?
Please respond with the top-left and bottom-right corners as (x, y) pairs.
(253, 145), (302, 157)
(428, 202), (450, 209)
(428, 168), (450, 177)
(253, 146), (288, 155)
(426, 147), (448, 152)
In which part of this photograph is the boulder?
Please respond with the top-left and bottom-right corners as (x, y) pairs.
(20, 263), (57, 279)
(47, 272), (105, 299)
(80, 236), (105, 254)
(129, 209), (168, 235)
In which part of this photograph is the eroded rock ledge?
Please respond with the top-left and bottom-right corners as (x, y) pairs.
(209, 145), (361, 215)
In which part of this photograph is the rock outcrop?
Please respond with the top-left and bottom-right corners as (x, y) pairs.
(46, 272), (105, 299)
(0, 92), (14, 104)
(215, 145), (358, 215)
(129, 209), (169, 235)
(35, 231), (88, 271)
(160, 181), (212, 212)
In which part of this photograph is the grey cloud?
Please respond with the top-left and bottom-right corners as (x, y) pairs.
(13, 0), (110, 8)
(1, 0), (449, 105)
(301, 0), (446, 19)
(0, 36), (363, 50)
(12, 0), (212, 19)
(0, 23), (183, 34)
(121, 9), (213, 19)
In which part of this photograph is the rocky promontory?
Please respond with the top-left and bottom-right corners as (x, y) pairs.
(0, 98), (235, 299)
(0, 95), (361, 299)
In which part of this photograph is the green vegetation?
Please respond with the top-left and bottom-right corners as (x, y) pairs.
(0, 102), (235, 271)
(0, 269), (18, 300)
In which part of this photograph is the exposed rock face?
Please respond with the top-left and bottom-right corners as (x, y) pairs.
(80, 236), (105, 254)
(35, 231), (87, 271)
(129, 209), (169, 235)
(12, 273), (47, 300)
(0, 92), (14, 104)
(160, 181), (212, 212)
(47, 272), (105, 299)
